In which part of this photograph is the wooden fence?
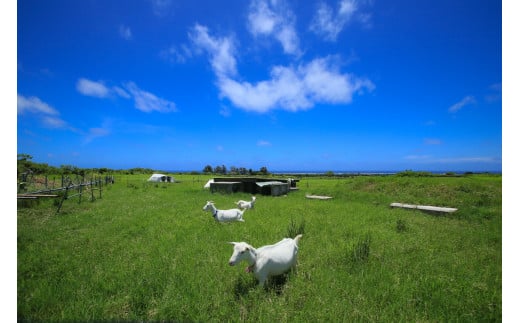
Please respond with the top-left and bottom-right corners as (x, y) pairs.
(17, 174), (114, 214)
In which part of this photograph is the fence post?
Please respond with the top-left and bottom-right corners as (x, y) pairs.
(78, 182), (82, 204)
(89, 180), (92, 201)
(56, 184), (70, 214)
(98, 177), (102, 199)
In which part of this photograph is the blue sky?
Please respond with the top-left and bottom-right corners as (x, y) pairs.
(16, 0), (503, 172)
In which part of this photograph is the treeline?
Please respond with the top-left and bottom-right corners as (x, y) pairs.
(17, 154), (158, 176)
(17, 154), (270, 177)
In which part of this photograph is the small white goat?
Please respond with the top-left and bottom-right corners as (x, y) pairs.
(202, 201), (245, 223)
(228, 234), (303, 286)
(235, 196), (256, 210)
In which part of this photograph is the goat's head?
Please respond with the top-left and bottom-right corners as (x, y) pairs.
(228, 242), (256, 266)
(202, 201), (214, 211)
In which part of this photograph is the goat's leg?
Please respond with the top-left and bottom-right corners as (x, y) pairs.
(257, 274), (267, 287)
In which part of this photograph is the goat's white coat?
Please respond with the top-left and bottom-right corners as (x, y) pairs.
(228, 234), (303, 286)
(203, 201), (245, 222)
(235, 196), (256, 209)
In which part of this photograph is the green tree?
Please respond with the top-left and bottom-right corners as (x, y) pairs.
(214, 165), (227, 175)
(17, 154), (36, 176)
(203, 165), (213, 173)
(60, 164), (78, 175)
(17, 153), (33, 162)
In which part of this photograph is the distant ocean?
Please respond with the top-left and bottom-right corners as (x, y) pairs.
(271, 170), (398, 175)
(167, 170), (501, 175)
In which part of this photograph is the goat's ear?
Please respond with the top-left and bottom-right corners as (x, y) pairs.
(228, 242), (236, 245)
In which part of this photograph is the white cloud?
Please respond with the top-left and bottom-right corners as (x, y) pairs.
(247, 0), (300, 55)
(150, 0), (173, 16)
(160, 44), (192, 64)
(218, 70), (308, 112)
(248, 0), (277, 35)
(17, 94), (68, 129)
(218, 57), (374, 112)
(448, 96), (476, 113)
(76, 78), (110, 98)
(339, 0), (357, 17)
(84, 127), (110, 144)
(40, 116), (67, 128)
(17, 94), (59, 115)
(112, 86), (131, 99)
(189, 24), (237, 78)
(310, 0), (371, 41)
(302, 57), (374, 102)
(119, 24), (132, 40)
(190, 24), (374, 113)
(123, 82), (177, 113)
(276, 25), (300, 55)
(311, 3), (342, 41)
(76, 78), (176, 113)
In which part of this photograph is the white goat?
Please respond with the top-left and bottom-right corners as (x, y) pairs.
(202, 201), (245, 223)
(235, 196), (256, 210)
(228, 234), (303, 286)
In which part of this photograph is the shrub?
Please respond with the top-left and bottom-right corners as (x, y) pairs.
(396, 170), (433, 177)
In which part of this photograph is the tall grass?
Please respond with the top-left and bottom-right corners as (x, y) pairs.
(18, 174), (501, 321)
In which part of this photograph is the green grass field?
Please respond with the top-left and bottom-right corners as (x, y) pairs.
(18, 174), (501, 322)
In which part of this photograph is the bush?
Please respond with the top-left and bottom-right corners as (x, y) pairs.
(396, 170), (433, 177)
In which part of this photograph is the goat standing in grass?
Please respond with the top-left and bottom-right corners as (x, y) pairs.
(228, 234), (303, 286)
(235, 196), (256, 210)
(202, 201), (245, 223)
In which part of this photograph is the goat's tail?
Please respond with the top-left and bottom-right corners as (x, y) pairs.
(294, 234), (303, 245)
